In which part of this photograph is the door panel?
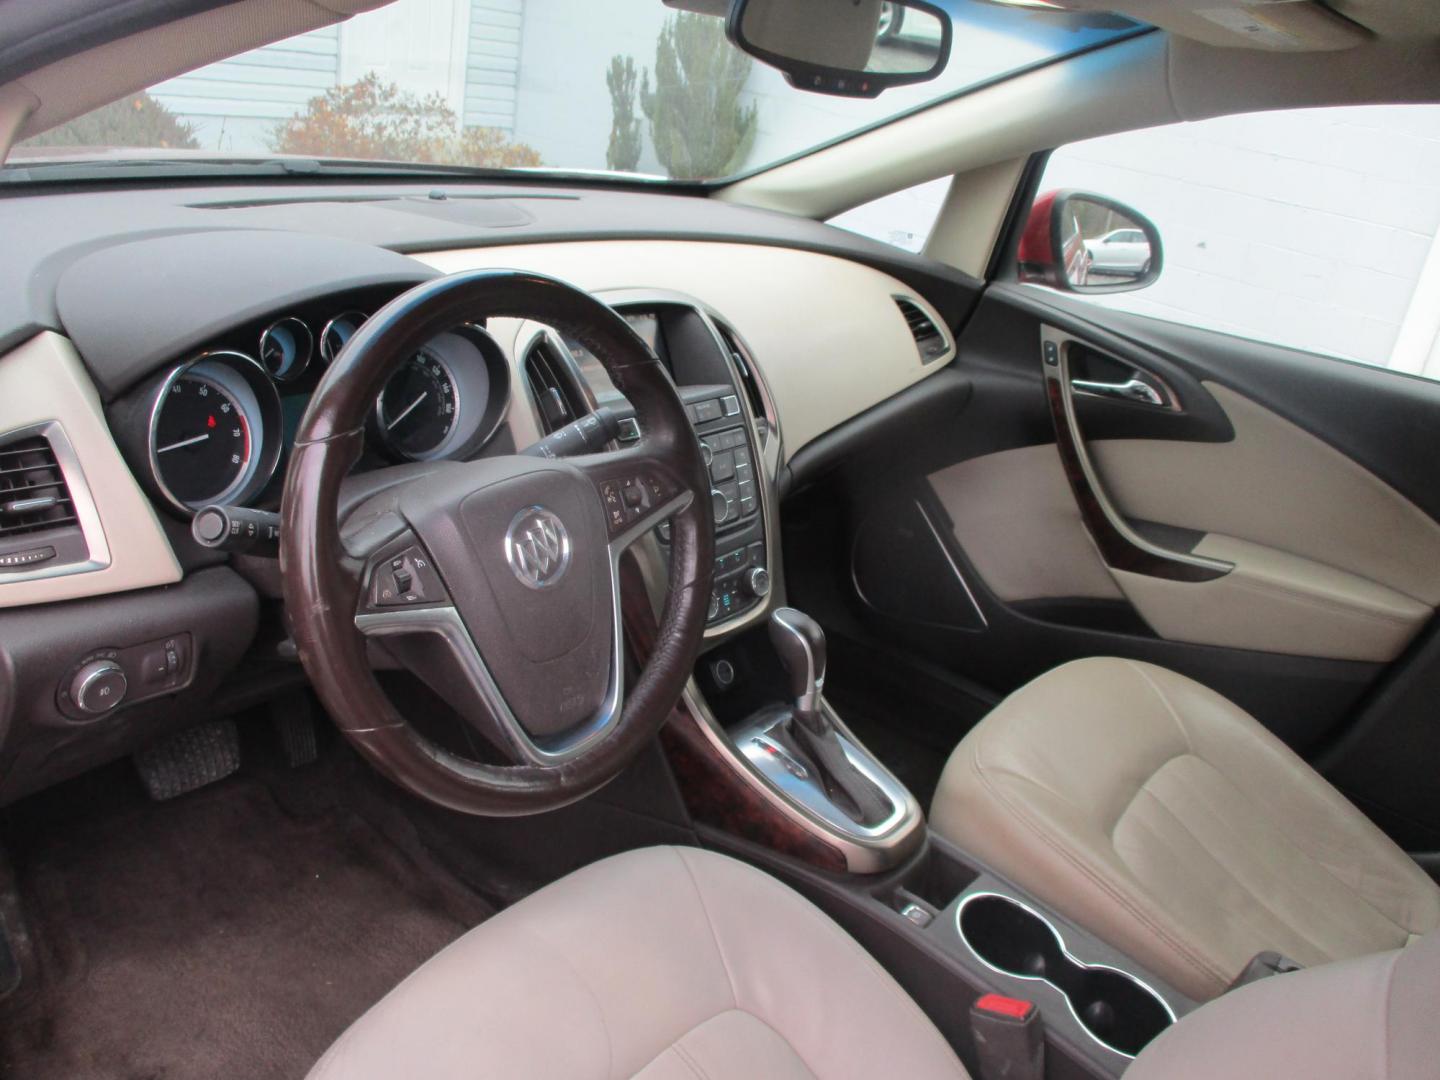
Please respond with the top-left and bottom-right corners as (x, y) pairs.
(1029, 328), (1440, 664)
(783, 278), (1440, 774)
(1092, 382), (1440, 607)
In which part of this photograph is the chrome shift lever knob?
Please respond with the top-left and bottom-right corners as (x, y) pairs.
(769, 607), (826, 719)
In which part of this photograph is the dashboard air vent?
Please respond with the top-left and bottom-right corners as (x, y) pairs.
(895, 298), (950, 363)
(0, 436), (78, 540)
(523, 340), (587, 434)
(714, 322), (770, 431)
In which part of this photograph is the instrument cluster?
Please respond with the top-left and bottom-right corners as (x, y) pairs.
(142, 309), (510, 516)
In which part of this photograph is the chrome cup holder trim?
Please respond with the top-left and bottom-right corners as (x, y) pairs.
(955, 890), (1177, 1059)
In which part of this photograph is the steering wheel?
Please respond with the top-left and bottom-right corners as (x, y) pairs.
(280, 270), (713, 815)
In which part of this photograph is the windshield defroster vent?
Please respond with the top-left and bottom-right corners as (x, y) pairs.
(895, 297), (951, 364)
(523, 339), (587, 434)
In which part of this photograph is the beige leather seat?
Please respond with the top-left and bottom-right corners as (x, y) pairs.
(931, 656), (1440, 1001)
(309, 843), (1440, 1079)
(1127, 927), (1440, 1080)
(308, 846), (969, 1080)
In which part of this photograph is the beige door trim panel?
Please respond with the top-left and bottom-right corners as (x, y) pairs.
(0, 333), (181, 607)
(930, 341), (1438, 661)
(1092, 382), (1440, 607)
(1114, 534), (1431, 662)
(928, 443), (1124, 603)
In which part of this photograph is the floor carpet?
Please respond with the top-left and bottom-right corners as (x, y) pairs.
(0, 770), (492, 1080)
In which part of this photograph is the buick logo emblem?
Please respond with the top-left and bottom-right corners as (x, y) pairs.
(504, 506), (571, 589)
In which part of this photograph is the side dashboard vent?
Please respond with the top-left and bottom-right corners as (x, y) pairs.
(895, 297), (950, 363)
(0, 436), (78, 540)
(523, 339), (587, 433)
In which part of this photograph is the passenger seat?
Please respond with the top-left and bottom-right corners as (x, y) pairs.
(929, 657), (1440, 1000)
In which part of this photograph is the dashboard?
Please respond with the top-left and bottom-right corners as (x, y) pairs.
(0, 177), (961, 805)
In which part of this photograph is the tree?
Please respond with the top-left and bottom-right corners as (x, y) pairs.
(605, 56), (643, 173)
(641, 14), (758, 180)
(273, 73), (541, 168)
(19, 93), (198, 151)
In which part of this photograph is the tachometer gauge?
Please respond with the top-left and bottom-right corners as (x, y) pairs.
(376, 350), (458, 460)
(319, 311), (367, 364)
(258, 316), (313, 381)
(147, 352), (282, 515)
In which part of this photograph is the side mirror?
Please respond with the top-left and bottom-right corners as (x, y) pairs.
(726, 0), (951, 98)
(1018, 190), (1163, 294)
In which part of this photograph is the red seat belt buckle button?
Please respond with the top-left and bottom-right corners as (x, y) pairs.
(970, 993), (1044, 1080)
(974, 993), (1036, 1020)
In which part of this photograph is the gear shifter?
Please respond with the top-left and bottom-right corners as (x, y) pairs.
(768, 608), (891, 825)
(769, 608), (827, 731)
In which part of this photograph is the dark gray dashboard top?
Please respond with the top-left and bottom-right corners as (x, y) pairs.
(0, 179), (979, 399)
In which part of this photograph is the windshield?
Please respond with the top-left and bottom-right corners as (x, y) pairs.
(10, 0), (1138, 183)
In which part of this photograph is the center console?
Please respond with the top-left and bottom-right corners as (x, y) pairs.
(670, 597), (1190, 1077)
(566, 292), (1186, 1079)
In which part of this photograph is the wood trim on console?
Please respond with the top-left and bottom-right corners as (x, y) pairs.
(620, 553), (848, 874)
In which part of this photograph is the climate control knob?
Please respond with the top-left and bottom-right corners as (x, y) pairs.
(710, 488), (733, 525)
(744, 567), (771, 599)
(70, 659), (128, 715)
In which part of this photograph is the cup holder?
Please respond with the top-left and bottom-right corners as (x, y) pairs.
(957, 892), (1174, 1057)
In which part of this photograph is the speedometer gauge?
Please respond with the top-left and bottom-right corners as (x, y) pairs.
(153, 376), (250, 504)
(147, 351), (282, 515)
(376, 350), (457, 459)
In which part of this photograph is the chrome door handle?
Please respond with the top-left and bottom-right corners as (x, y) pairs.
(1070, 377), (1168, 408)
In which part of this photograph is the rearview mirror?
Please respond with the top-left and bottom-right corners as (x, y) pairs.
(1018, 191), (1163, 294)
(726, 0), (951, 98)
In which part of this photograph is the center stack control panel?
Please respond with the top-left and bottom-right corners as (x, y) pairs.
(662, 388), (770, 626)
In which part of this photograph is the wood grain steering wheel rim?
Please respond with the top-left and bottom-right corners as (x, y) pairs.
(280, 270), (713, 815)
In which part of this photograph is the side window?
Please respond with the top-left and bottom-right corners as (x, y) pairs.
(1032, 106), (1440, 379)
(828, 176), (951, 254)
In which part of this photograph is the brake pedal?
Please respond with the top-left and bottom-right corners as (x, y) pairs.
(134, 719), (240, 801)
(270, 692), (319, 768)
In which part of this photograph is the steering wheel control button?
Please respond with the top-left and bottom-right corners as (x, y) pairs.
(600, 473), (670, 537)
(373, 545), (444, 606)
